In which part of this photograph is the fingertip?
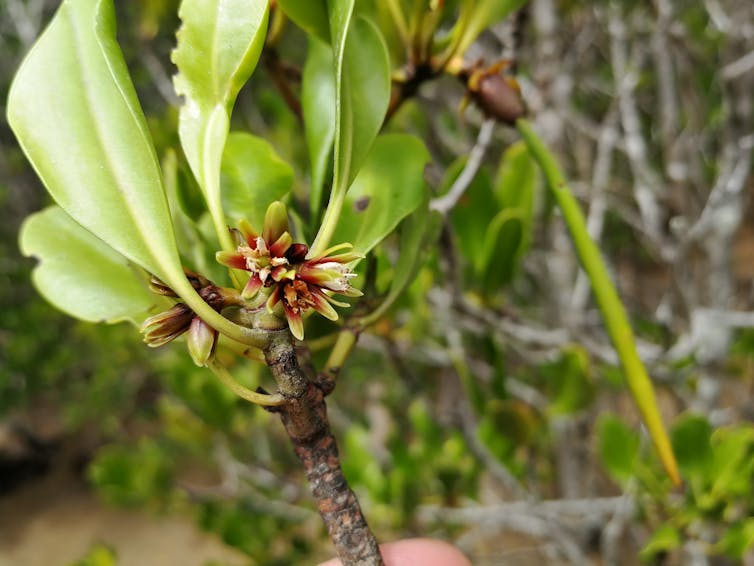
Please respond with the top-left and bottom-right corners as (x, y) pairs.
(317, 538), (470, 566)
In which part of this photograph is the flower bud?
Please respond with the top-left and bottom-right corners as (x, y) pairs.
(187, 317), (218, 367)
(472, 73), (525, 125)
(142, 303), (194, 347)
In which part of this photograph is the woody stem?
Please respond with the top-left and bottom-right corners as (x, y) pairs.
(263, 332), (384, 566)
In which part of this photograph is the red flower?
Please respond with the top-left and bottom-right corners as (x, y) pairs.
(216, 202), (362, 339)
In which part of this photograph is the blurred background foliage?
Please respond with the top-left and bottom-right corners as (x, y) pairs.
(1, 0), (753, 565)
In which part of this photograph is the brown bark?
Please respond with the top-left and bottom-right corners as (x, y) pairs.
(264, 334), (384, 566)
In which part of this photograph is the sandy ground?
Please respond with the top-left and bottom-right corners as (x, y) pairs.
(0, 460), (249, 566)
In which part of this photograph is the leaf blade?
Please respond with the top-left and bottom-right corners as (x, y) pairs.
(172, 0), (269, 251)
(8, 0), (267, 347)
(331, 134), (430, 255)
(7, 0), (181, 284)
(19, 206), (158, 324)
(310, 9), (391, 255)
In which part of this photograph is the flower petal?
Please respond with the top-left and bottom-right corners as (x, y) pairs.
(241, 274), (263, 299)
(216, 251), (248, 270)
(269, 231), (293, 258)
(308, 242), (353, 261)
(283, 302), (304, 340)
(238, 218), (258, 245)
(266, 285), (283, 312)
(309, 288), (339, 321)
(262, 201), (289, 244)
(141, 303), (194, 346)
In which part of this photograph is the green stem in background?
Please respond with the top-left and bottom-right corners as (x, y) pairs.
(321, 328), (358, 388)
(208, 359), (286, 406)
(516, 118), (681, 487)
(310, 188), (348, 258)
(385, 0), (410, 46)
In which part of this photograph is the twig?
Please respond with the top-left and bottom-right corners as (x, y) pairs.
(608, 8), (665, 249)
(263, 333), (384, 566)
(722, 49), (754, 80)
(429, 118), (496, 214)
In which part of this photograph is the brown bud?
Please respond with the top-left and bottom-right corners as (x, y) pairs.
(285, 243), (309, 264)
(472, 73), (525, 125)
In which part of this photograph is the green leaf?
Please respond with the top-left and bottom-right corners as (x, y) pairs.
(19, 206), (157, 325)
(671, 413), (713, 477)
(480, 209), (524, 290)
(640, 523), (681, 563)
(545, 346), (595, 414)
(495, 140), (537, 244)
(221, 132), (293, 229)
(173, 156), (207, 223)
(360, 196), (441, 326)
(331, 134), (430, 255)
(447, 160), (497, 272)
(8, 0), (268, 347)
(517, 118), (680, 486)
(452, 0), (527, 57)
(302, 36), (336, 221)
(597, 414), (640, 486)
(332, 14), (391, 190)
(172, 0), (269, 251)
(479, 141), (538, 289)
(709, 426), (754, 499)
(311, 7), (392, 255)
(717, 519), (754, 559)
(278, 0), (329, 42)
(8, 0), (183, 285)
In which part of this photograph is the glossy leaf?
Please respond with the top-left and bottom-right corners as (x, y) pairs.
(221, 132), (293, 229)
(597, 414), (640, 486)
(7, 0), (183, 285)
(331, 134), (430, 255)
(172, 0), (269, 251)
(360, 196), (441, 326)
(8, 0), (268, 347)
(302, 36), (336, 221)
(311, 7), (391, 255)
(517, 118), (680, 486)
(332, 14), (391, 190)
(278, 0), (329, 42)
(19, 206), (157, 324)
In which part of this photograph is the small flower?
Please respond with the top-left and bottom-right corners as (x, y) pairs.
(216, 202), (296, 299)
(141, 273), (224, 366)
(216, 202), (363, 340)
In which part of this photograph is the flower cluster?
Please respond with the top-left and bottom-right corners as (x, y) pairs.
(141, 271), (223, 366)
(216, 202), (362, 339)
